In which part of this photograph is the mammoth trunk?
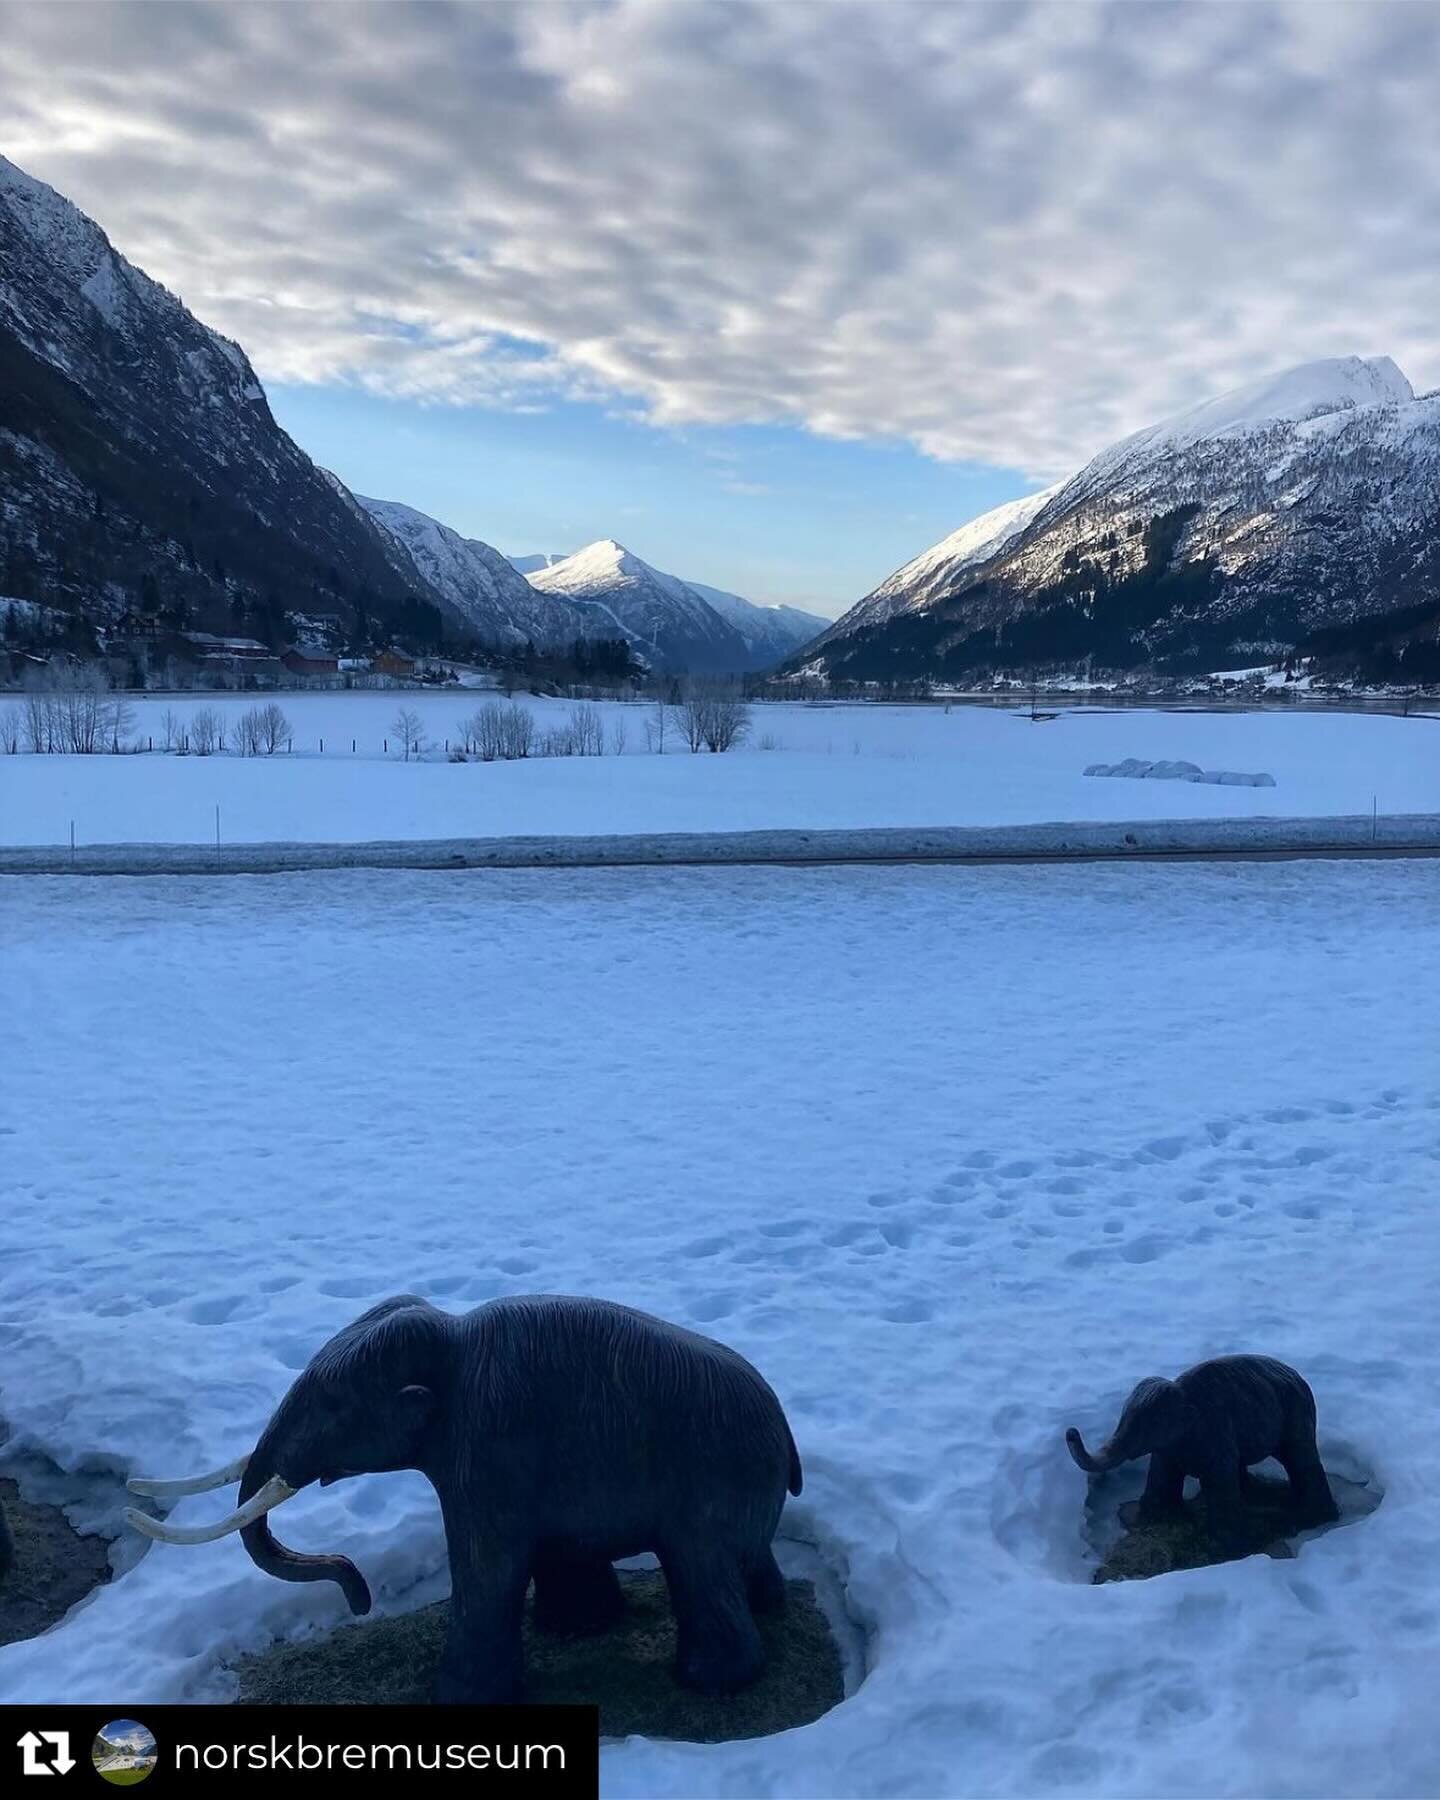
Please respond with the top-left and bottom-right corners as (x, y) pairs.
(1065, 1427), (1123, 1474)
(238, 1449), (372, 1616)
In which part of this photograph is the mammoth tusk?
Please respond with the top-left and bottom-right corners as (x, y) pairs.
(127, 1454), (251, 1499)
(125, 1474), (296, 1545)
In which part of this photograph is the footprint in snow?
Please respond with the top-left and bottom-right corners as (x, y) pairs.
(680, 1234), (731, 1258)
(880, 1298), (932, 1324)
(186, 1293), (251, 1326)
(686, 1292), (736, 1322)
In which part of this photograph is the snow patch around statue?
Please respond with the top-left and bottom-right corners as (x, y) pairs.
(1084, 758), (1276, 786)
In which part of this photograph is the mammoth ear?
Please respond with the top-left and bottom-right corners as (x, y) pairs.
(396, 1384), (436, 1431)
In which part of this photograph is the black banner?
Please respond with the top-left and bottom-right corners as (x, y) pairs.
(1, 1705), (598, 1796)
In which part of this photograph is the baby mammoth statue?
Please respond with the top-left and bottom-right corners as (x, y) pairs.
(127, 1294), (802, 1702)
(1066, 1353), (1338, 1540)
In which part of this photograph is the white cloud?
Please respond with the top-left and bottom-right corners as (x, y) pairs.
(2, 0), (1438, 477)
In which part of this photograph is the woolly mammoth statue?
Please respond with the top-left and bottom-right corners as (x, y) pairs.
(1066, 1354), (1338, 1539)
(127, 1294), (802, 1702)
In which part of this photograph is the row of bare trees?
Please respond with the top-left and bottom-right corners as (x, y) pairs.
(0, 687), (293, 757)
(132, 700), (291, 757)
(5, 670), (134, 754)
(1, 682), (752, 763)
(645, 689), (751, 754)
(448, 701), (615, 762)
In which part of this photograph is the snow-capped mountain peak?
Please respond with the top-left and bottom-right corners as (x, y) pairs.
(1082, 354), (1416, 491)
(525, 541), (821, 672)
(808, 352), (1440, 681)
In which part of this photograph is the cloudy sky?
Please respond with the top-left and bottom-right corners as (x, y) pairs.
(3, 0), (1437, 612)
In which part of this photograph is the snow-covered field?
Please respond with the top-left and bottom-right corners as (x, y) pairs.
(0, 697), (1434, 847)
(2, 859), (1437, 1797)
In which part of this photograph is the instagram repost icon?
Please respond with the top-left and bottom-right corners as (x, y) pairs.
(92, 1720), (158, 1785)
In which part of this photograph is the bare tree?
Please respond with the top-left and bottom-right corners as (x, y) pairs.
(675, 691), (708, 753)
(644, 695), (670, 754)
(21, 680), (54, 754)
(233, 707), (262, 756)
(161, 708), (183, 752)
(673, 686), (751, 754)
(608, 713), (629, 756)
(0, 706), (20, 754)
(191, 705), (223, 756)
(700, 695), (749, 753)
(538, 721), (580, 757)
(392, 707), (425, 762)
(569, 702), (604, 756)
(462, 700), (535, 761)
(49, 667), (114, 754)
(107, 690), (134, 753)
(257, 702), (291, 755)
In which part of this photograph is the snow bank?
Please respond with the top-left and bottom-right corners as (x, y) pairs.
(2, 861), (1438, 1798)
(1084, 758), (1277, 786)
(1, 813), (1438, 877)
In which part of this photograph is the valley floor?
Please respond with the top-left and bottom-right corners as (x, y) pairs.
(0, 699), (1435, 848)
(2, 859), (1437, 1796)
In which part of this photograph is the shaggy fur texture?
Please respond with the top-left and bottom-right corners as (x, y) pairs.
(238, 1294), (802, 1702)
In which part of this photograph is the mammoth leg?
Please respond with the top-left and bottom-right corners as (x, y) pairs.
(745, 1546), (787, 1616)
(1134, 1451), (1186, 1524)
(531, 1544), (625, 1636)
(661, 1542), (765, 1695)
(1196, 1458), (1246, 1550)
(435, 1539), (530, 1705)
(1278, 1433), (1339, 1526)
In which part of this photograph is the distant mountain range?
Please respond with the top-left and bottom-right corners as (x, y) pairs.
(13, 152), (1423, 690)
(518, 541), (826, 673)
(800, 355), (1440, 683)
(0, 154), (825, 676)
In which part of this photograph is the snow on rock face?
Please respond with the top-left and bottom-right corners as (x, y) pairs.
(1072, 354), (1416, 495)
(684, 580), (828, 664)
(357, 497), (581, 646)
(814, 484), (1064, 647)
(0, 153), (448, 639)
(526, 540), (757, 673)
(813, 354), (1440, 677)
